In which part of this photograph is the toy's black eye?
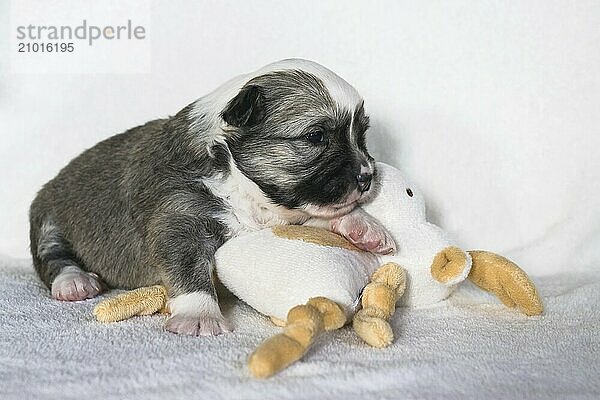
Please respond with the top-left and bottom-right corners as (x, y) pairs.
(305, 130), (325, 144)
(406, 188), (413, 197)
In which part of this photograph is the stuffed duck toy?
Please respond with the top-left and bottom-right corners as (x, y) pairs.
(93, 162), (543, 378)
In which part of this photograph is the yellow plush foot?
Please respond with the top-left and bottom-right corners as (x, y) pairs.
(431, 246), (470, 284)
(306, 296), (347, 331)
(248, 297), (346, 379)
(353, 262), (406, 348)
(93, 285), (168, 322)
(371, 262), (407, 296)
(248, 334), (307, 378)
(468, 251), (543, 316)
(353, 308), (394, 348)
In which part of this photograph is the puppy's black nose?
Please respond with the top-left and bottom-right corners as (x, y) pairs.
(356, 173), (372, 193)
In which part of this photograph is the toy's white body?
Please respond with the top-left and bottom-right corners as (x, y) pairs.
(215, 162), (471, 321)
(216, 230), (380, 321)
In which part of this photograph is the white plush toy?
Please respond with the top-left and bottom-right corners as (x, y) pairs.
(93, 162), (543, 378)
(214, 162), (470, 318)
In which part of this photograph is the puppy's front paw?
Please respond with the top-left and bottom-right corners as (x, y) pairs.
(165, 314), (233, 336)
(332, 212), (396, 255)
(166, 291), (232, 336)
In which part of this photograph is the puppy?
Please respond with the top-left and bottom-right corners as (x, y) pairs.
(29, 59), (395, 336)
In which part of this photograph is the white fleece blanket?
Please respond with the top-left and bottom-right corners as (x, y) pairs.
(1, 257), (599, 400)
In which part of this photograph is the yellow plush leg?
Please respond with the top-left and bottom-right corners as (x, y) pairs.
(468, 251), (543, 316)
(353, 262), (406, 348)
(248, 297), (346, 379)
(93, 285), (168, 323)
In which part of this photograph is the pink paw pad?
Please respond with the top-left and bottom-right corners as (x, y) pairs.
(333, 212), (397, 255)
(165, 314), (233, 336)
(51, 266), (103, 301)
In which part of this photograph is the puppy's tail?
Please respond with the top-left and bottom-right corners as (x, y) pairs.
(30, 214), (81, 288)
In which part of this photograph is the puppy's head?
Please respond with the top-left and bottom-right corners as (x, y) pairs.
(221, 63), (375, 218)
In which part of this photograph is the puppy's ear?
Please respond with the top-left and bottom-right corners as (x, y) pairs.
(221, 85), (265, 128)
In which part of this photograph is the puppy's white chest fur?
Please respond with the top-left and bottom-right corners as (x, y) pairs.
(202, 164), (308, 237)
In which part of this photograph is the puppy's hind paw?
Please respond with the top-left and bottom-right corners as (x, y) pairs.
(51, 266), (104, 301)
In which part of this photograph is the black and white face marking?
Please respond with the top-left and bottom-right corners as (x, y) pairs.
(221, 69), (376, 218)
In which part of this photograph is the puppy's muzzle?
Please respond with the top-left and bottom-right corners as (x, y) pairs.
(356, 172), (372, 193)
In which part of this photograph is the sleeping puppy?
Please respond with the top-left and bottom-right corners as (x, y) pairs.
(29, 59), (395, 336)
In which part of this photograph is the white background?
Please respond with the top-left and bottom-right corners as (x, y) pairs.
(1, 0), (599, 275)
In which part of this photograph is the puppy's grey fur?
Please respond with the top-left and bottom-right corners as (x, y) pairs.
(30, 59), (392, 335)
